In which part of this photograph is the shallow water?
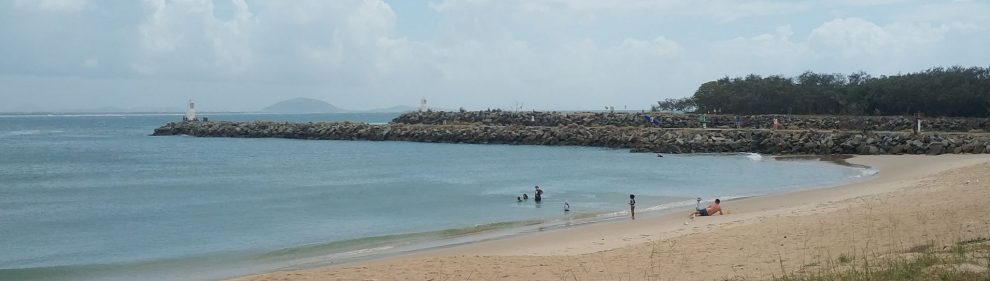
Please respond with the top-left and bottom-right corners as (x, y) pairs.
(0, 113), (865, 280)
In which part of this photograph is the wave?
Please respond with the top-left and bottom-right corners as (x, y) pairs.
(852, 168), (879, 178)
(4, 130), (41, 136)
(0, 130), (63, 138)
(745, 153), (764, 161)
(636, 194), (750, 214)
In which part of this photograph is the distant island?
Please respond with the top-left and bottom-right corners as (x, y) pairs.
(262, 97), (346, 113)
(262, 97), (416, 113)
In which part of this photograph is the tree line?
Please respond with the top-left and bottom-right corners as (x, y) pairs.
(672, 66), (990, 117)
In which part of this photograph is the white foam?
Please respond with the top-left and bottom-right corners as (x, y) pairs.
(0, 129), (62, 137)
(745, 153), (763, 161)
(637, 195), (752, 214)
(640, 198), (696, 212)
(335, 246), (395, 257)
(852, 168), (879, 178)
(6, 130), (41, 136)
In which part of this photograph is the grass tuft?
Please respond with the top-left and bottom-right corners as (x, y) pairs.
(837, 254), (852, 264)
(768, 238), (990, 281)
(957, 237), (989, 246)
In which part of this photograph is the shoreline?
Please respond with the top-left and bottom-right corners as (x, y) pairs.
(233, 154), (990, 280)
(229, 153), (849, 274)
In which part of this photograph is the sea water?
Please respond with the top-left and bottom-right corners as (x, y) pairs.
(0, 113), (866, 280)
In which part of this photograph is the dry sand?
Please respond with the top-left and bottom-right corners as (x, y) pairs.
(236, 154), (990, 281)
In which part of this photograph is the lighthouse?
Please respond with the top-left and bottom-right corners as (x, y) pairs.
(419, 97), (428, 113)
(184, 99), (197, 121)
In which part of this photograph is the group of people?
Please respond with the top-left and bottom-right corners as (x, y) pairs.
(517, 187), (724, 221)
(517, 185), (571, 212)
(516, 185), (544, 203)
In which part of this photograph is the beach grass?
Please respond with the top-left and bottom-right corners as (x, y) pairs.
(768, 237), (989, 281)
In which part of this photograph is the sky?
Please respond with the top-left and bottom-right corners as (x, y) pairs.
(1, 0), (989, 112)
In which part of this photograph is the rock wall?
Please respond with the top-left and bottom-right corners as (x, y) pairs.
(153, 121), (990, 155)
(393, 111), (990, 132)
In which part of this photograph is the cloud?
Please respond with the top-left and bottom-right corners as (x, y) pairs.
(137, 0), (255, 77)
(431, 0), (811, 24)
(809, 18), (894, 58)
(714, 26), (809, 58)
(14, 0), (89, 12)
(808, 17), (975, 59)
(1, 0), (989, 111)
(609, 37), (681, 58)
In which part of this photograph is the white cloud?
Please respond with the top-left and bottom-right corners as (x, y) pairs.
(831, 0), (914, 6)
(808, 17), (976, 59)
(15, 0), (88, 11)
(431, 0), (810, 23)
(137, 0), (256, 77)
(609, 37), (681, 58)
(809, 18), (894, 58)
(2, 0), (989, 111)
(715, 26), (809, 58)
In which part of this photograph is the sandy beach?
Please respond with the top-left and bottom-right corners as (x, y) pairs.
(236, 154), (990, 281)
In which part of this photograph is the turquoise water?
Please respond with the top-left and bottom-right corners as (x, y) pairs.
(0, 113), (866, 280)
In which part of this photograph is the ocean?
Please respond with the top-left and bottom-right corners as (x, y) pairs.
(0, 113), (869, 280)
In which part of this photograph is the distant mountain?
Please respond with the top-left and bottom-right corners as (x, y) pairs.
(262, 98), (346, 113)
(366, 105), (417, 113)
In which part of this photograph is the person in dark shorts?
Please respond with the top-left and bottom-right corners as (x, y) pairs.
(689, 198), (722, 219)
(534, 186), (543, 203)
(629, 194), (636, 220)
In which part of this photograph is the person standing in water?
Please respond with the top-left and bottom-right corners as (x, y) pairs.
(564, 201), (570, 212)
(629, 194), (636, 220)
(534, 186), (543, 203)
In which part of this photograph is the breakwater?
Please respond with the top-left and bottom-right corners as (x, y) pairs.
(393, 111), (990, 132)
(153, 121), (990, 155)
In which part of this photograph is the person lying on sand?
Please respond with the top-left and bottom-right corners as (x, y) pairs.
(689, 198), (722, 219)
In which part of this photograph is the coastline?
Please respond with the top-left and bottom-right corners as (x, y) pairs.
(233, 154), (990, 280)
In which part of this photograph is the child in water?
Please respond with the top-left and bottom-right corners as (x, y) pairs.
(564, 201), (570, 212)
(629, 194), (636, 220)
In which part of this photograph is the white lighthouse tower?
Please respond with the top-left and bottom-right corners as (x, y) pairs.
(184, 99), (197, 121)
(419, 97), (428, 113)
